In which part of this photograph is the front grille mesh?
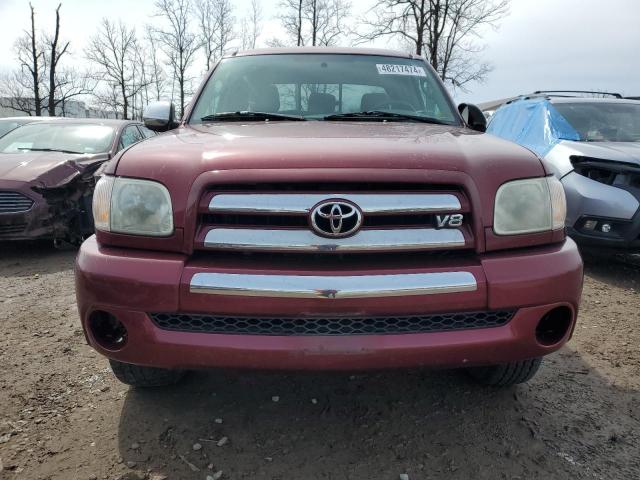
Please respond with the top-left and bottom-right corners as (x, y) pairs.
(150, 310), (515, 336)
(0, 223), (27, 234)
(0, 191), (33, 213)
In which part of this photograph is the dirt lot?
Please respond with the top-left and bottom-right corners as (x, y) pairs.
(0, 243), (638, 480)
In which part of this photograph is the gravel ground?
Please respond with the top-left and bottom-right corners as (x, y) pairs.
(0, 242), (638, 480)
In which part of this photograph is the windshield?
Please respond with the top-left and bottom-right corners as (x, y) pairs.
(0, 123), (116, 154)
(554, 102), (640, 142)
(189, 54), (459, 124)
(0, 119), (29, 139)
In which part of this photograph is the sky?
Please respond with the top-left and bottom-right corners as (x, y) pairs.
(0, 0), (638, 104)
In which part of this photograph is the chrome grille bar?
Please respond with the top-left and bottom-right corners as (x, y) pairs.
(203, 228), (466, 252)
(0, 191), (34, 214)
(209, 193), (461, 214)
(190, 271), (477, 299)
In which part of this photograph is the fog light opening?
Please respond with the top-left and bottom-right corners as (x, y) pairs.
(88, 311), (128, 350)
(536, 306), (573, 346)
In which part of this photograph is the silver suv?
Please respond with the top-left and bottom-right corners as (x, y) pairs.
(487, 92), (640, 251)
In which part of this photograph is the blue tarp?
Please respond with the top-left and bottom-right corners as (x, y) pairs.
(487, 98), (581, 157)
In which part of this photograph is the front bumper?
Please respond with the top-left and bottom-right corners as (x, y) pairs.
(75, 236), (583, 370)
(562, 172), (640, 250)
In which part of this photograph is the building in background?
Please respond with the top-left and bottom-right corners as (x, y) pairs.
(0, 97), (116, 119)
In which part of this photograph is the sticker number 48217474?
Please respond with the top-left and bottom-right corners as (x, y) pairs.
(376, 64), (427, 77)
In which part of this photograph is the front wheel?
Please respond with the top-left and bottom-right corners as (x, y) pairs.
(467, 358), (542, 386)
(109, 359), (185, 387)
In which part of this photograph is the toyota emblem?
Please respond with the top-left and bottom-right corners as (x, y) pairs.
(310, 200), (363, 238)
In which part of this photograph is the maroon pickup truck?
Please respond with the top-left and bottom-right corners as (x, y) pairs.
(75, 48), (583, 388)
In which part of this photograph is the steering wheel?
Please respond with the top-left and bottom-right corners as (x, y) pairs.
(371, 99), (417, 112)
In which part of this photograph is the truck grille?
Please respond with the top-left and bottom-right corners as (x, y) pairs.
(0, 191), (34, 214)
(150, 310), (515, 336)
(197, 186), (472, 253)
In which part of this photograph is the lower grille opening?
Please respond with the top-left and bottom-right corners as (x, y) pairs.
(0, 223), (27, 234)
(149, 310), (515, 336)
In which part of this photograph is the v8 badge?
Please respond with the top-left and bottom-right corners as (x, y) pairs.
(435, 214), (464, 229)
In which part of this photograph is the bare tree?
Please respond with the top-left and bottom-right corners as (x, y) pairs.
(1, 3), (45, 115)
(130, 49), (147, 120)
(279, 0), (304, 46)
(86, 19), (142, 119)
(265, 37), (288, 48)
(196, 0), (235, 69)
(91, 82), (122, 119)
(26, 3), (44, 115)
(130, 34), (167, 120)
(213, 0), (235, 60)
(51, 67), (96, 116)
(358, 0), (509, 90)
(241, 0), (262, 50)
(154, 0), (200, 116)
(240, 18), (250, 50)
(278, 0), (350, 47)
(0, 71), (39, 116)
(45, 3), (70, 116)
(306, 0), (320, 46)
(313, 0), (351, 46)
(1, 2), (88, 117)
(195, 0), (217, 71)
(144, 27), (168, 102)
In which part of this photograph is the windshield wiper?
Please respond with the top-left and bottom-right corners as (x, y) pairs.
(324, 111), (450, 125)
(201, 111), (306, 122)
(17, 147), (84, 154)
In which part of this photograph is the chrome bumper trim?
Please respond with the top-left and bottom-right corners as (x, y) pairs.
(208, 193), (461, 214)
(190, 271), (477, 299)
(203, 228), (466, 252)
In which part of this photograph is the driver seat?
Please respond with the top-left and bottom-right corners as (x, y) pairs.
(308, 93), (337, 114)
(251, 85), (280, 112)
(361, 93), (389, 111)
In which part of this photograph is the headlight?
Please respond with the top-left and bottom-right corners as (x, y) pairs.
(493, 176), (566, 235)
(92, 175), (174, 236)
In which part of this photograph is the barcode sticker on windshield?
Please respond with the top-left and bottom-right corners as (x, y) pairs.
(376, 64), (426, 77)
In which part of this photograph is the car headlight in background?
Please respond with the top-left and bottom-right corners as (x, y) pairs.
(92, 175), (174, 236)
(547, 175), (567, 230)
(493, 176), (566, 235)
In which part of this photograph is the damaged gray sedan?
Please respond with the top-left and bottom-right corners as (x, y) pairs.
(0, 119), (154, 245)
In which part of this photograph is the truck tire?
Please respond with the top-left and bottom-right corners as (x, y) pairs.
(109, 359), (185, 387)
(467, 358), (542, 386)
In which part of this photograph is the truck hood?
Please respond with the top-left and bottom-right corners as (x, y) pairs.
(115, 122), (544, 179)
(111, 122), (547, 231)
(0, 151), (109, 186)
(560, 140), (640, 166)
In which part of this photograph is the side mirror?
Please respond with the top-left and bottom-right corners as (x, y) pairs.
(458, 103), (487, 132)
(143, 101), (179, 132)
